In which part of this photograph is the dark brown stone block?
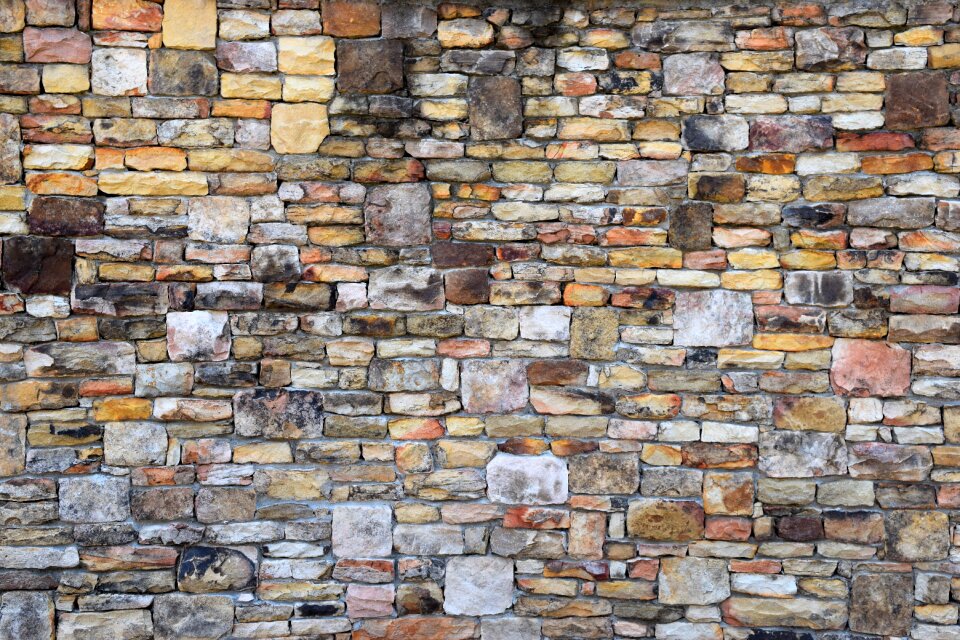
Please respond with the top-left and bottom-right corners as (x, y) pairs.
(148, 49), (218, 97)
(444, 268), (489, 305)
(669, 202), (713, 251)
(2, 236), (72, 294)
(337, 39), (403, 94)
(885, 72), (950, 130)
(29, 196), (104, 236)
(469, 76), (522, 141)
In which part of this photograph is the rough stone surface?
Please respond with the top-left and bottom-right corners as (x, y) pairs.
(364, 183), (432, 247)
(673, 289), (753, 347)
(469, 76), (522, 141)
(443, 556), (514, 615)
(486, 453), (568, 505)
(2, 3), (960, 637)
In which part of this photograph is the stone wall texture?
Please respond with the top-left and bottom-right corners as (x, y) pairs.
(2, 0), (960, 638)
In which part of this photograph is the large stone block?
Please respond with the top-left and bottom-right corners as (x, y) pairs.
(659, 557), (730, 605)
(332, 504), (392, 557)
(364, 183), (432, 247)
(830, 338), (911, 397)
(886, 72), (950, 130)
(337, 39), (404, 94)
(673, 289), (754, 347)
(443, 556), (514, 616)
(368, 266), (444, 312)
(461, 359), (528, 414)
(166, 311), (231, 362)
(58, 475), (129, 523)
(486, 453), (568, 505)
(850, 573), (913, 635)
(469, 76), (522, 141)
(2, 236), (72, 295)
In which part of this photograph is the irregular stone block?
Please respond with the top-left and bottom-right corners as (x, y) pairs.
(795, 27), (867, 70)
(659, 557), (730, 605)
(332, 504), (392, 558)
(850, 573), (913, 635)
(0, 114), (20, 185)
(58, 611), (153, 640)
(886, 72), (950, 130)
(568, 452), (639, 494)
(337, 39), (404, 94)
(443, 555), (514, 616)
(469, 76), (522, 141)
(166, 311), (231, 362)
(368, 266), (444, 312)
(0, 591), (53, 640)
(783, 271), (853, 307)
(749, 116), (833, 153)
(884, 509), (950, 561)
(148, 49), (218, 96)
(29, 196), (104, 236)
(663, 53), (724, 95)
(233, 388), (322, 439)
(23, 27), (90, 63)
(759, 431), (847, 478)
(626, 498), (704, 541)
(670, 201), (713, 250)
(178, 546), (256, 593)
(2, 236), (72, 295)
(461, 359), (528, 414)
(153, 594), (234, 640)
(58, 475), (129, 523)
(830, 338), (911, 397)
(674, 289), (754, 347)
(364, 183), (432, 247)
(486, 453), (568, 505)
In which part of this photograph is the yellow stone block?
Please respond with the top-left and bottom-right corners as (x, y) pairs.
(163, 0), (217, 49)
(720, 269), (783, 290)
(42, 64), (89, 93)
(609, 247), (682, 268)
(187, 149), (275, 173)
(98, 171), (208, 196)
(558, 117), (630, 142)
(930, 43), (960, 68)
(307, 226), (364, 246)
(93, 397), (153, 421)
(283, 76), (336, 103)
(0, 186), (25, 210)
(752, 333), (835, 352)
(271, 102), (329, 154)
(234, 442), (293, 464)
(278, 36), (335, 75)
(221, 73), (282, 100)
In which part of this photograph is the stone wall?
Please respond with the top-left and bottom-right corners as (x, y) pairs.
(0, 0), (959, 638)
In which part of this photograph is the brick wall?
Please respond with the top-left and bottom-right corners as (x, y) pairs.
(0, 0), (959, 638)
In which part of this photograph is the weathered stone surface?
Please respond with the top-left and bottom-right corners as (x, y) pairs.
(830, 338), (911, 397)
(178, 546), (255, 593)
(271, 103), (329, 154)
(0, 114), (20, 185)
(167, 311), (231, 362)
(659, 558), (730, 605)
(338, 39), (404, 94)
(664, 53), (724, 95)
(626, 498), (704, 541)
(487, 453), (567, 505)
(364, 183), (432, 247)
(722, 597), (847, 630)
(469, 76), (522, 141)
(23, 27), (90, 63)
(58, 611), (153, 640)
(162, 0), (217, 50)
(29, 197), (104, 236)
(333, 504), (392, 558)
(149, 49), (218, 96)
(59, 475), (129, 523)
(0, 591), (53, 640)
(234, 388), (322, 439)
(749, 116), (833, 153)
(443, 556), (513, 615)
(759, 432), (847, 478)
(154, 594), (233, 640)
(784, 271), (853, 307)
(795, 27), (867, 70)
(884, 510), (950, 561)
(850, 573), (913, 635)
(2, 236), (72, 294)
(369, 266), (444, 312)
(462, 360), (528, 414)
(91, 48), (147, 96)
(669, 201), (712, 250)
(568, 452), (639, 494)
(674, 290), (753, 347)
(886, 71), (950, 130)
